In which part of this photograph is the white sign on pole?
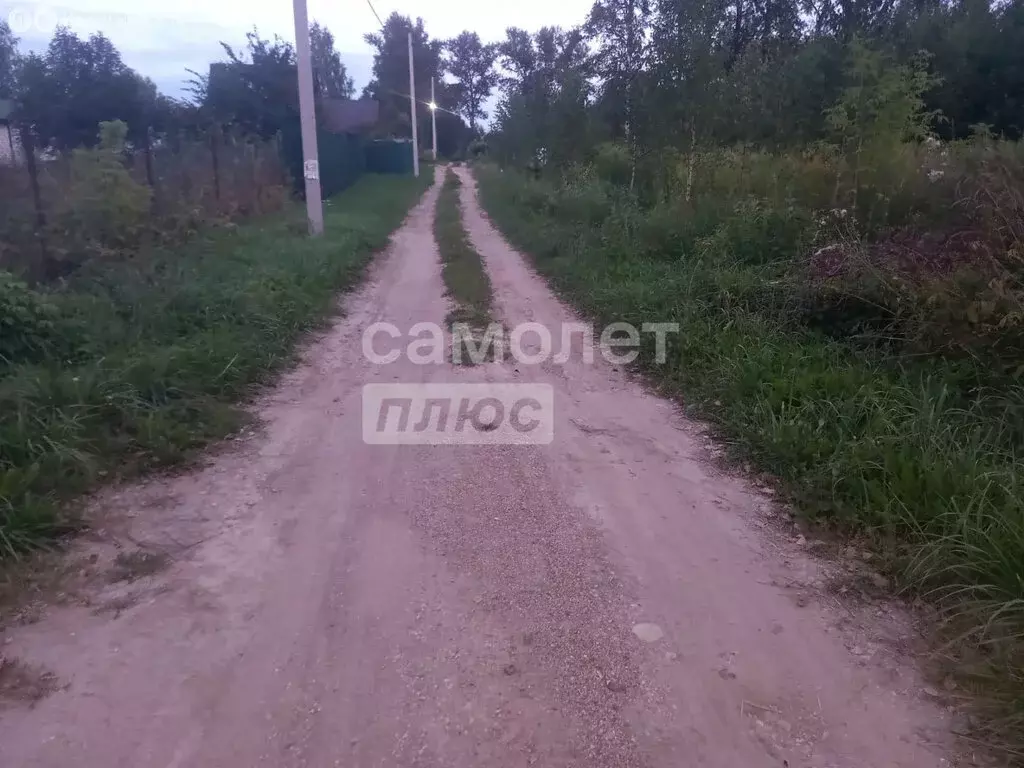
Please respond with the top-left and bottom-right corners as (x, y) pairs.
(303, 159), (320, 181)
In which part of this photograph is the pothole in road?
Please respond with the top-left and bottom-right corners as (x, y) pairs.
(106, 549), (171, 584)
(632, 622), (665, 643)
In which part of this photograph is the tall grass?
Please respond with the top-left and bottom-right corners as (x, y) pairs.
(475, 160), (1024, 758)
(0, 174), (430, 558)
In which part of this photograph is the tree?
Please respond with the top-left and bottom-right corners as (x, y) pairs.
(433, 108), (473, 157)
(498, 27), (538, 90)
(807, 0), (902, 39)
(363, 13), (445, 142)
(194, 29), (298, 139)
(586, 0), (652, 185)
(493, 26), (592, 167)
(310, 21), (354, 99)
(901, 0), (1024, 139)
(444, 31), (498, 133)
(14, 28), (153, 151)
(0, 20), (19, 99)
(645, 0), (727, 154)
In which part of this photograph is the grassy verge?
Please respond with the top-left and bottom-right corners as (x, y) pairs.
(433, 168), (494, 331)
(474, 163), (1024, 758)
(0, 173), (430, 557)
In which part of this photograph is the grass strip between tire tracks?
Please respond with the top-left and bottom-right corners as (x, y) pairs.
(434, 168), (494, 334)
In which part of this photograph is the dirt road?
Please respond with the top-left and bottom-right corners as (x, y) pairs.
(0, 165), (953, 767)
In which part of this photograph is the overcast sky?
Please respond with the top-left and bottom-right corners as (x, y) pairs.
(4, 0), (592, 98)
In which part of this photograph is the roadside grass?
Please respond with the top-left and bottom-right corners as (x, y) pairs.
(474, 163), (1024, 759)
(0, 173), (431, 558)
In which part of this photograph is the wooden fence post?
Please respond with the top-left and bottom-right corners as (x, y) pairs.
(19, 124), (49, 266)
(210, 125), (221, 206)
(5, 122), (14, 163)
(142, 125), (158, 212)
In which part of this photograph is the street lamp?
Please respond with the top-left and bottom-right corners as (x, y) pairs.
(408, 32), (419, 178)
(430, 77), (438, 161)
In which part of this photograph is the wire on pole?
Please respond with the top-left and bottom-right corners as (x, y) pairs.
(365, 0), (385, 29)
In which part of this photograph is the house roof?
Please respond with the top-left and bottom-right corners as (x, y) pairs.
(320, 99), (379, 134)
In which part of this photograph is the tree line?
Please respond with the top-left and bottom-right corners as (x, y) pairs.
(0, 14), (494, 157)
(0, 15), (464, 156)
(0, 20), (364, 152)
(470, 0), (1024, 166)
(5, 2), (1018, 161)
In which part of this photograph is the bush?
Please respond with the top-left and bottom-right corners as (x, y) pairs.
(0, 271), (61, 366)
(697, 198), (814, 265)
(0, 125), (290, 283)
(592, 141), (632, 187)
(67, 122), (152, 247)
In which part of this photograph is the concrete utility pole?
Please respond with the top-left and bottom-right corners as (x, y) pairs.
(292, 0), (323, 235)
(408, 31), (420, 178)
(430, 77), (438, 161)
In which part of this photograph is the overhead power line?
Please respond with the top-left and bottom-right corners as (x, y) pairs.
(365, 0), (385, 29)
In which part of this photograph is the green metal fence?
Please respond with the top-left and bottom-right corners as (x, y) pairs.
(280, 121), (366, 198)
(281, 121), (415, 198)
(365, 139), (415, 175)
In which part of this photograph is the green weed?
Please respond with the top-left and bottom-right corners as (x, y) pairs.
(475, 162), (1024, 759)
(0, 174), (430, 556)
